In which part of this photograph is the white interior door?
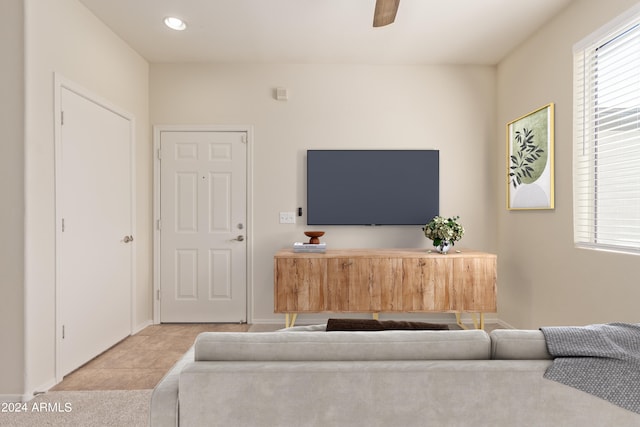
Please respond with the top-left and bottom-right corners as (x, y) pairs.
(159, 131), (247, 322)
(57, 86), (133, 376)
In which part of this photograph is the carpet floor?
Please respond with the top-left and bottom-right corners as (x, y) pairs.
(0, 390), (152, 427)
(52, 323), (255, 391)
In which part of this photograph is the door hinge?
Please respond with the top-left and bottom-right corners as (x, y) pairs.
(61, 111), (64, 125)
(157, 289), (161, 300)
(62, 325), (65, 339)
(157, 149), (162, 160)
(61, 218), (65, 232)
(156, 219), (161, 230)
(241, 133), (247, 144)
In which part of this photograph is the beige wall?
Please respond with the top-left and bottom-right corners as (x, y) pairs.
(20, 0), (150, 397)
(0, 0), (25, 400)
(9, 0), (639, 401)
(151, 63), (498, 323)
(496, 0), (640, 328)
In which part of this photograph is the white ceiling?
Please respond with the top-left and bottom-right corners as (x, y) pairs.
(79, 0), (573, 65)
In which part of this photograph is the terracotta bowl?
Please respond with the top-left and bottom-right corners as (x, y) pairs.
(304, 231), (325, 244)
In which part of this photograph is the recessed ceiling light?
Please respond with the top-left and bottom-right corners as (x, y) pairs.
(164, 16), (186, 31)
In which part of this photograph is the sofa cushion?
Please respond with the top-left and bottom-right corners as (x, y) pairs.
(278, 324), (327, 332)
(490, 329), (552, 360)
(194, 330), (491, 362)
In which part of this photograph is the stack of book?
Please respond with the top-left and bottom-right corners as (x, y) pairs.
(293, 242), (327, 253)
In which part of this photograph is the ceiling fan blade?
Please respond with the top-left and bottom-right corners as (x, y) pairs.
(373, 0), (400, 27)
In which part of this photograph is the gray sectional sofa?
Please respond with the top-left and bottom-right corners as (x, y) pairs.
(150, 326), (640, 426)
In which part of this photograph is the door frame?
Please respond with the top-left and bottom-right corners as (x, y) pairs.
(153, 125), (253, 324)
(53, 73), (137, 382)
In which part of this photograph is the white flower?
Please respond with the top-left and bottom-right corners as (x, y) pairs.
(422, 215), (464, 246)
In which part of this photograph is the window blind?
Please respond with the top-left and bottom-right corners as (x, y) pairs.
(573, 7), (640, 254)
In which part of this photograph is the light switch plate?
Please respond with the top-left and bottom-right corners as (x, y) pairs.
(279, 212), (296, 224)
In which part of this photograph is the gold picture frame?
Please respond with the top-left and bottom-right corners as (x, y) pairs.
(506, 103), (555, 210)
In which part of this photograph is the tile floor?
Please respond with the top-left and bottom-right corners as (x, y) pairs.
(52, 323), (254, 391)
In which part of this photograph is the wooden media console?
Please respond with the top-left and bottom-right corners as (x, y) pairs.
(274, 248), (497, 329)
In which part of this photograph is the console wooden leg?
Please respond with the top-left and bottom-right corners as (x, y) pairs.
(285, 313), (298, 328)
(455, 312), (467, 330)
(455, 312), (485, 330)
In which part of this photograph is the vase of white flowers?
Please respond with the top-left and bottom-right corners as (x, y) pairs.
(422, 215), (465, 254)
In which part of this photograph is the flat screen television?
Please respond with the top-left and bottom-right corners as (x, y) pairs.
(307, 150), (439, 225)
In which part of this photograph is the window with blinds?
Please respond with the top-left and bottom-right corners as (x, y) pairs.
(574, 6), (640, 255)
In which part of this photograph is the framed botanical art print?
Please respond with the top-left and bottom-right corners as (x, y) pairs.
(506, 103), (555, 210)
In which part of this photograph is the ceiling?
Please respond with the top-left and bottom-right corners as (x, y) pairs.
(79, 0), (573, 65)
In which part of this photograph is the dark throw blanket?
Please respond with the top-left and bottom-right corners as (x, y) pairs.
(540, 322), (640, 414)
(326, 318), (449, 331)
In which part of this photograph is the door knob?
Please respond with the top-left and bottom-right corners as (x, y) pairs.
(232, 235), (244, 242)
(123, 235), (134, 243)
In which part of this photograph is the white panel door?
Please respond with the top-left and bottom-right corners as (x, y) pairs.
(58, 87), (133, 376)
(160, 131), (247, 322)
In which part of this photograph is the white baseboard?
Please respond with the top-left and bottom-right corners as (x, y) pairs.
(133, 319), (153, 335)
(0, 394), (25, 403)
(11, 377), (58, 403)
(495, 318), (517, 329)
